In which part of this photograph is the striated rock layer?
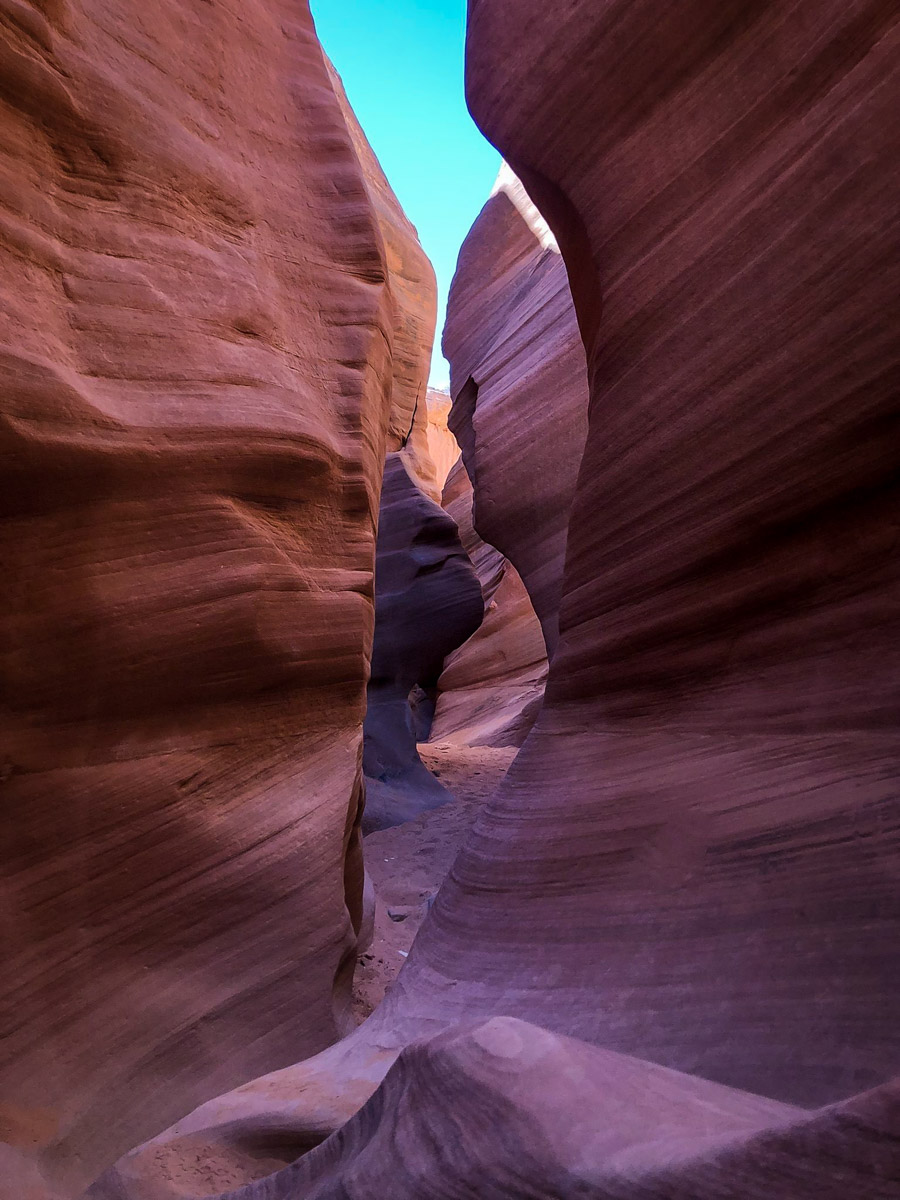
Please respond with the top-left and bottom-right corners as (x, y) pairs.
(361, 453), (482, 834)
(177, 1019), (900, 1200)
(453, 0), (900, 1102)
(421, 388), (459, 494)
(87, 1), (900, 1196)
(0, 1), (437, 1195)
(327, 60), (437, 465)
(430, 458), (547, 748)
(443, 164), (590, 655)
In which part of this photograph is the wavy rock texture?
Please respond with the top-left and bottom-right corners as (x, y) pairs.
(0, 2), (437, 1195)
(85, 1), (900, 1197)
(454, 0), (900, 1102)
(90, 1019), (900, 1200)
(443, 164), (589, 655)
(184, 1020), (900, 1200)
(362, 454), (483, 834)
(430, 458), (547, 748)
(421, 388), (459, 494)
(327, 61), (437, 464)
(336, 54), (486, 835)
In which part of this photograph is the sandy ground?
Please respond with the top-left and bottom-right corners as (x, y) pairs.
(352, 741), (517, 1023)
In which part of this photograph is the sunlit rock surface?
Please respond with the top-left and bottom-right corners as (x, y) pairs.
(0, 2), (436, 1195)
(443, 165), (589, 656)
(361, 454), (482, 834)
(421, 388), (460, 494)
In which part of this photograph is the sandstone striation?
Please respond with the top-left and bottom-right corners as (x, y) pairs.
(165, 1019), (900, 1200)
(0, 2), (437, 1195)
(361, 453), (482, 834)
(37, 0), (900, 1196)
(327, 60), (437, 465)
(421, 388), (460, 494)
(452, 0), (900, 1103)
(430, 458), (547, 748)
(443, 164), (590, 655)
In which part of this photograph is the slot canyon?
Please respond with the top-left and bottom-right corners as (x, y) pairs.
(1, 2), (898, 1198)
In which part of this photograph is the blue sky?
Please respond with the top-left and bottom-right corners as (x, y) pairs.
(310, 0), (501, 388)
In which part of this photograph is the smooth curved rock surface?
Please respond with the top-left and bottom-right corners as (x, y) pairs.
(327, 60), (437, 463)
(452, 0), (900, 1102)
(0, 2), (436, 1194)
(430, 458), (547, 748)
(362, 455), (483, 833)
(422, 388), (460, 494)
(89, 1019), (900, 1200)
(85, 1), (900, 1196)
(443, 164), (589, 656)
(177, 1022), (900, 1200)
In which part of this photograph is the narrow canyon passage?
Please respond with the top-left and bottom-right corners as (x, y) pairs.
(353, 742), (518, 1023)
(2, 2), (899, 1199)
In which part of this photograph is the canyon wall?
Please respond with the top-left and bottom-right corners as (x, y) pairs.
(73, 0), (900, 1196)
(449, 0), (900, 1103)
(443, 164), (589, 655)
(362, 453), (482, 833)
(422, 388), (460, 496)
(0, 1), (436, 1195)
(430, 458), (547, 748)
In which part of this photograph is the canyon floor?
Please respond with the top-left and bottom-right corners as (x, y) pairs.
(352, 742), (517, 1023)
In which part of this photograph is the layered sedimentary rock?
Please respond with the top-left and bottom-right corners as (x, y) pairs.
(89, 1), (900, 1197)
(452, 0), (900, 1102)
(155, 1019), (900, 1200)
(0, 2), (437, 1195)
(327, 61), (437, 464)
(421, 388), (460, 493)
(430, 458), (547, 747)
(443, 164), (590, 655)
(336, 53), (486, 834)
(362, 454), (482, 833)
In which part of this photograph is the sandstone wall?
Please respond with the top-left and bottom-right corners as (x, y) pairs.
(0, 2), (435, 1193)
(443, 165), (589, 655)
(421, 388), (460, 494)
(80, 2), (900, 1196)
(430, 458), (547, 748)
(362, 454), (482, 833)
(448, 0), (900, 1103)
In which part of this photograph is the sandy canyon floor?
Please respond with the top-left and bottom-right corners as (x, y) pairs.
(352, 742), (517, 1023)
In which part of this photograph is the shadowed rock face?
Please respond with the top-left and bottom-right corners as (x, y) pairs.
(0, 1), (436, 1194)
(61, 1), (900, 1197)
(431, 458), (548, 748)
(93, 1018), (900, 1200)
(181, 1019), (900, 1200)
(362, 455), (483, 833)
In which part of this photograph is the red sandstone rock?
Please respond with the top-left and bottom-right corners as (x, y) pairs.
(67, 0), (900, 1195)
(421, 388), (460, 495)
(327, 61), (437, 462)
(450, 0), (900, 1103)
(0, 3), (436, 1195)
(443, 164), (590, 655)
(430, 458), (547, 748)
(362, 454), (482, 833)
(161, 1020), (900, 1200)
